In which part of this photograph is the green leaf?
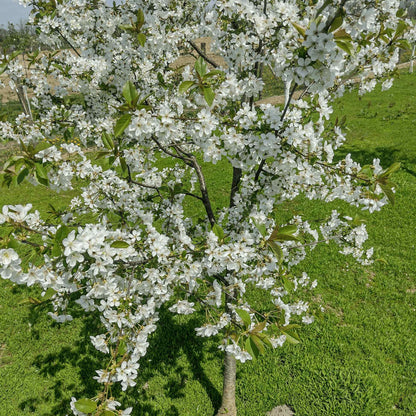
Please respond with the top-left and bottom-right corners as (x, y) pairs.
(269, 224), (299, 242)
(335, 40), (352, 55)
(245, 336), (256, 360)
(203, 86), (215, 106)
(96, 151), (111, 160)
(194, 57), (207, 77)
(251, 320), (267, 334)
(203, 69), (224, 78)
(122, 81), (139, 106)
(379, 162), (400, 178)
(74, 398), (97, 414)
(257, 332), (273, 349)
(396, 39), (411, 50)
(292, 22), (305, 37)
(250, 334), (265, 355)
(42, 288), (56, 301)
(137, 9), (145, 27)
(212, 224), (224, 241)
(281, 330), (300, 345)
(114, 114), (132, 138)
(6, 238), (19, 250)
(137, 33), (146, 47)
(394, 20), (408, 40)
(396, 8), (406, 18)
(278, 225), (297, 235)
(101, 132), (115, 150)
(274, 234), (300, 242)
(379, 183), (395, 205)
(179, 81), (195, 94)
(56, 225), (70, 243)
(333, 29), (352, 41)
(51, 244), (62, 257)
(118, 339), (127, 356)
(17, 167), (29, 184)
(351, 215), (366, 227)
(35, 163), (49, 186)
(282, 275), (295, 293)
(119, 24), (134, 32)
(248, 336), (260, 358)
(157, 72), (167, 88)
(267, 241), (283, 264)
(3, 155), (24, 171)
(0, 63), (7, 76)
(236, 308), (251, 329)
(329, 15), (343, 33)
(253, 220), (267, 237)
(120, 157), (128, 173)
(110, 240), (130, 248)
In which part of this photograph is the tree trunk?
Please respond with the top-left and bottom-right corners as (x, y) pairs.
(216, 351), (237, 416)
(410, 44), (415, 74)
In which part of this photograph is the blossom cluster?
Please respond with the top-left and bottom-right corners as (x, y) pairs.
(0, 0), (410, 413)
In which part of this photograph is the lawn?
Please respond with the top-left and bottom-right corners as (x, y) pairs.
(0, 72), (415, 415)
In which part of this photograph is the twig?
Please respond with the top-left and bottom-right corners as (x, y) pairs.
(188, 40), (219, 68)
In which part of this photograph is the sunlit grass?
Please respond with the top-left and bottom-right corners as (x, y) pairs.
(0, 73), (415, 415)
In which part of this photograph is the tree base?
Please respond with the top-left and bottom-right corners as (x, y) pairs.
(215, 404), (237, 416)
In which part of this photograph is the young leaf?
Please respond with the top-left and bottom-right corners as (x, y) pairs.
(114, 114), (132, 138)
(74, 398), (97, 414)
(111, 241), (130, 248)
(379, 183), (395, 205)
(333, 29), (352, 41)
(251, 320), (267, 334)
(250, 334), (265, 355)
(282, 275), (295, 293)
(204, 69), (224, 78)
(56, 225), (70, 243)
(42, 288), (56, 301)
(179, 81), (195, 94)
(203, 86), (215, 106)
(17, 167), (29, 184)
(267, 241), (283, 264)
(51, 244), (62, 257)
(278, 225), (297, 235)
(269, 224), (299, 242)
(212, 224), (224, 241)
(248, 336), (260, 358)
(137, 33), (146, 47)
(253, 220), (267, 237)
(236, 308), (251, 329)
(335, 40), (352, 55)
(281, 329), (300, 344)
(35, 163), (49, 186)
(329, 15), (343, 33)
(245, 336), (256, 360)
(379, 162), (400, 178)
(291, 22), (306, 37)
(122, 81), (139, 106)
(137, 9), (145, 27)
(101, 132), (115, 150)
(194, 57), (207, 77)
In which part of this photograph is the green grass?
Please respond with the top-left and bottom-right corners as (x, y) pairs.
(0, 100), (23, 123)
(1, 73), (416, 415)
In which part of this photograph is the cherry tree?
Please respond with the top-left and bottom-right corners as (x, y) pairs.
(0, 0), (411, 415)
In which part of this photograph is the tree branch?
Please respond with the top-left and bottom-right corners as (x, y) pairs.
(188, 40), (219, 68)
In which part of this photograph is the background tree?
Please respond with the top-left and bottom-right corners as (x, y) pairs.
(0, 1), (410, 415)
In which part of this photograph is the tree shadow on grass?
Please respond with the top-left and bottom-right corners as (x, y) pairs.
(124, 309), (222, 415)
(18, 309), (105, 416)
(20, 306), (222, 416)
